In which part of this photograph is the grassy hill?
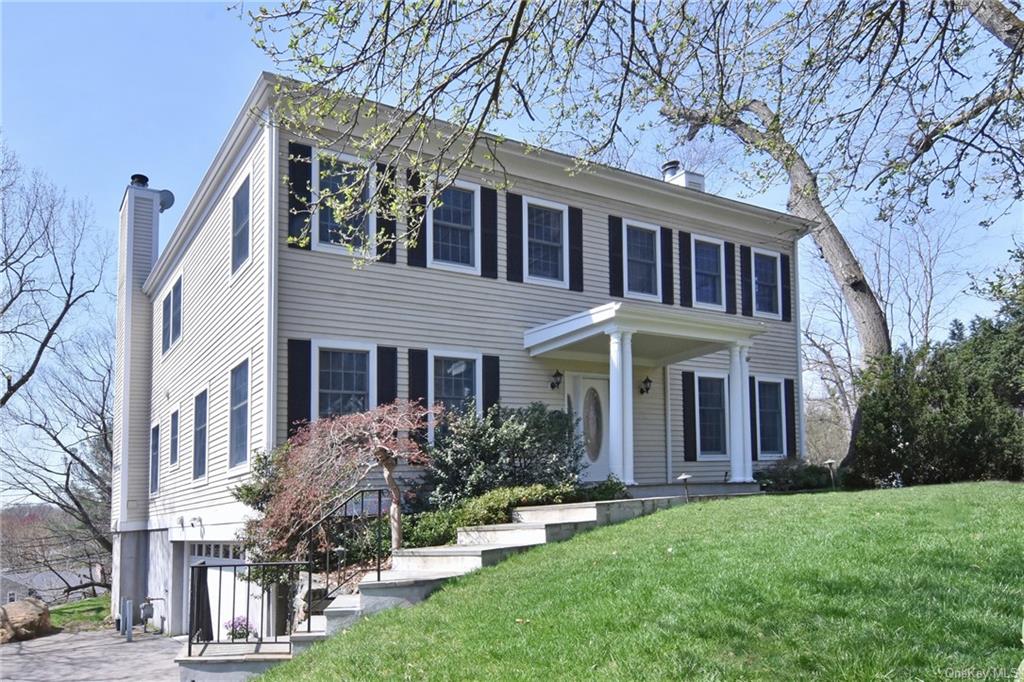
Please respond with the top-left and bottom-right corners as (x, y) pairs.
(265, 482), (1024, 681)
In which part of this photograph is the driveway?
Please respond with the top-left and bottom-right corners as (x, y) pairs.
(0, 629), (181, 681)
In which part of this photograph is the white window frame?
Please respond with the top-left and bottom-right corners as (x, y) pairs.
(227, 354), (252, 475)
(622, 219), (662, 302)
(693, 369), (730, 461)
(169, 404), (181, 468)
(6, 592), (15, 604)
(161, 274), (184, 356)
(755, 375), (788, 459)
(310, 338), (378, 421)
(427, 348), (484, 444)
(691, 234), (727, 311)
(426, 179), (482, 276)
(521, 195), (570, 289)
(191, 384), (210, 484)
(311, 150), (377, 256)
(149, 420), (161, 496)
(751, 247), (783, 320)
(229, 172), (253, 280)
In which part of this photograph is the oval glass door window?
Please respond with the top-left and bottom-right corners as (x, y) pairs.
(583, 387), (603, 462)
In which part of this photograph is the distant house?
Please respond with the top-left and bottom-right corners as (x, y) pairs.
(0, 566), (106, 605)
(111, 72), (810, 635)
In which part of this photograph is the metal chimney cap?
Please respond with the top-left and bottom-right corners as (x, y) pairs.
(130, 174), (149, 188)
(660, 160), (681, 179)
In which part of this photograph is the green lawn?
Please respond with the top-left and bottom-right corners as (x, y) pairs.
(50, 594), (110, 630)
(266, 482), (1024, 681)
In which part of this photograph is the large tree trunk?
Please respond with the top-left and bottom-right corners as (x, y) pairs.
(379, 455), (403, 550)
(962, 0), (1024, 51)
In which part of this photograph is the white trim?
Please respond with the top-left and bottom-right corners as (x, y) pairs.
(751, 247), (783, 320)
(227, 353), (253, 476)
(310, 149), (378, 256)
(692, 369), (730, 461)
(169, 404), (181, 469)
(426, 347), (484, 443)
(149, 419), (161, 497)
(794, 245), (805, 460)
(228, 167), (254, 282)
(191, 384), (211, 484)
(310, 338), (379, 420)
(264, 116), (279, 454)
(426, 179), (482, 276)
(753, 375), (787, 459)
(622, 219), (662, 302)
(521, 195), (570, 289)
(690, 234), (727, 311)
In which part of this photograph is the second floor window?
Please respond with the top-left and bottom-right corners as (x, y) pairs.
(697, 375), (727, 457)
(229, 360), (249, 468)
(524, 199), (567, 284)
(161, 277), (182, 353)
(318, 349), (369, 417)
(753, 250), (781, 316)
(693, 238), (723, 308)
(318, 154), (370, 249)
(149, 424), (160, 494)
(231, 177), (250, 273)
(193, 390), (208, 480)
(169, 410), (179, 465)
(625, 223), (659, 297)
(430, 183), (479, 270)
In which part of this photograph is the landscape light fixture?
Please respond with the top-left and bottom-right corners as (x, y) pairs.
(823, 459), (837, 491)
(639, 376), (653, 395)
(676, 473), (693, 503)
(549, 369), (564, 390)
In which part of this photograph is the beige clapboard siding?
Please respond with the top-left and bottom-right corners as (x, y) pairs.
(275, 135), (800, 485)
(146, 131), (269, 518)
(113, 203), (128, 520)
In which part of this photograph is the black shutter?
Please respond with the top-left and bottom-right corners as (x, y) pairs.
(681, 371), (697, 462)
(481, 187), (498, 279)
(725, 242), (737, 314)
(660, 228), (674, 305)
(740, 245), (753, 317)
(376, 346), (398, 405)
(287, 143), (312, 250)
(785, 378), (797, 458)
(408, 349), (428, 406)
(569, 207), (584, 292)
(749, 375), (759, 461)
(406, 170), (426, 267)
(482, 355), (500, 416)
(608, 216), (623, 297)
(781, 253), (792, 322)
(506, 192), (523, 282)
(679, 231), (693, 307)
(286, 339), (311, 436)
(376, 163), (397, 263)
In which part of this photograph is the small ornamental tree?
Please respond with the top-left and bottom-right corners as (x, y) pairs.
(237, 401), (433, 560)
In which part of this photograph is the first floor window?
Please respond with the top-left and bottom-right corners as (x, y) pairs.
(318, 349), (370, 417)
(193, 391), (208, 479)
(6, 592), (14, 603)
(525, 201), (565, 282)
(758, 380), (785, 455)
(318, 154), (369, 248)
(432, 185), (476, 267)
(694, 239), (723, 306)
(434, 356), (477, 415)
(232, 177), (250, 272)
(754, 251), (781, 315)
(149, 424), (160, 494)
(697, 376), (727, 456)
(229, 361), (249, 467)
(169, 410), (179, 465)
(626, 224), (658, 296)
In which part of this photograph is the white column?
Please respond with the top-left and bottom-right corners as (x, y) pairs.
(608, 331), (625, 481)
(622, 331), (635, 485)
(728, 344), (745, 483)
(741, 347), (754, 482)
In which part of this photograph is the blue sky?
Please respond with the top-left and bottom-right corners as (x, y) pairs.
(3, 2), (1020, 333)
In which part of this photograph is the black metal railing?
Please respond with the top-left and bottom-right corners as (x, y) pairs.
(186, 559), (305, 657)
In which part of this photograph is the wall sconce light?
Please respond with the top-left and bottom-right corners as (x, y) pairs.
(549, 369), (564, 390)
(639, 376), (653, 395)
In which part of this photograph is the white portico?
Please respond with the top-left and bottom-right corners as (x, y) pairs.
(524, 302), (766, 484)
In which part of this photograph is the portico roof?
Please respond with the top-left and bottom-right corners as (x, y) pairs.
(523, 302), (767, 366)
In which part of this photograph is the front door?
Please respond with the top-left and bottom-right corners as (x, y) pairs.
(568, 375), (610, 482)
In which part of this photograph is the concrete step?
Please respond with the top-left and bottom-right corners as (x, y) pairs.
(511, 496), (684, 526)
(357, 569), (463, 610)
(456, 520), (597, 546)
(323, 594), (361, 635)
(390, 543), (530, 573)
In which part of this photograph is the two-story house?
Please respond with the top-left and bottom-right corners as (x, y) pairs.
(112, 73), (810, 634)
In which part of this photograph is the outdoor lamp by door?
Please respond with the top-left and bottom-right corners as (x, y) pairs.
(549, 369), (564, 390)
(639, 376), (653, 394)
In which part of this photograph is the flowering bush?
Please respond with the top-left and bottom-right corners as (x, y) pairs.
(224, 616), (257, 640)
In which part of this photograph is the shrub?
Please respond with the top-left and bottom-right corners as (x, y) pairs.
(426, 402), (585, 508)
(754, 460), (834, 492)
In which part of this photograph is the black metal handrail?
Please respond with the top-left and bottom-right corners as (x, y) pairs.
(304, 487), (391, 632)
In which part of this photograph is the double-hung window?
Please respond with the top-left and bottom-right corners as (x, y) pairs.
(318, 349), (370, 417)
(169, 410), (179, 465)
(696, 375), (728, 458)
(315, 152), (374, 251)
(624, 221), (660, 299)
(229, 360), (249, 468)
(753, 249), (782, 317)
(757, 379), (786, 456)
(523, 197), (569, 286)
(693, 236), (724, 308)
(193, 390), (208, 480)
(429, 181), (480, 273)
(149, 424), (160, 494)
(433, 355), (478, 415)
(161, 277), (182, 353)
(231, 177), (250, 273)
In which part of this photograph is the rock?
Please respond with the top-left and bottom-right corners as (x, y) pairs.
(0, 597), (52, 643)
